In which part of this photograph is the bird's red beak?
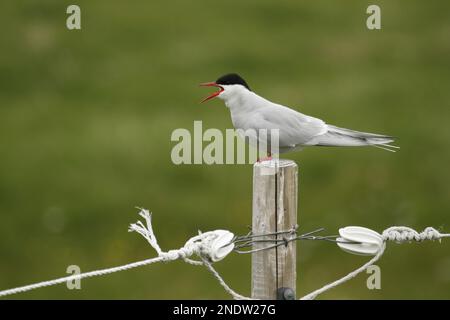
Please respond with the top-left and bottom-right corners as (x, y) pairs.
(200, 82), (224, 103)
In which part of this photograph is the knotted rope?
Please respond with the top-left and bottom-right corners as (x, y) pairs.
(0, 211), (448, 300)
(299, 226), (449, 300)
(0, 209), (238, 298)
(382, 226), (445, 242)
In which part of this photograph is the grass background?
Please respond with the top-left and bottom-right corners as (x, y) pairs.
(0, 0), (449, 299)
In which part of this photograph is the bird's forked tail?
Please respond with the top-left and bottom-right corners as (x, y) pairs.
(314, 125), (399, 152)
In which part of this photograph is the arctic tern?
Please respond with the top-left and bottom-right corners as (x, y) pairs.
(200, 73), (398, 159)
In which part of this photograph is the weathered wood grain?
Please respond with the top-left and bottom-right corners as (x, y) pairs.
(251, 159), (298, 299)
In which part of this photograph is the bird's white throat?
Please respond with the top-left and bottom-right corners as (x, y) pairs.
(219, 85), (254, 109)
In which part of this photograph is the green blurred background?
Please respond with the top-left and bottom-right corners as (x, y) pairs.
(1, 0), (449, 299)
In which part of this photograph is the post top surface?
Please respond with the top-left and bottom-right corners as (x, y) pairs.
(253, 159), (297, 168)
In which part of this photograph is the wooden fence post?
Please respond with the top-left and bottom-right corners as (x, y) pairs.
(251, 159), (298, 299)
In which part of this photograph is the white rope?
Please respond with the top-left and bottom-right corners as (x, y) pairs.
(0, 209), (232, 298)
(128, 208), (210, 265)
(0, 216), (448, 299)
(382, 226), (450, 242)
(0, 256), (165, 298)
(201, 258), (253, 300)
(299, 226), (449, 300)
(300, 243), (386, 300)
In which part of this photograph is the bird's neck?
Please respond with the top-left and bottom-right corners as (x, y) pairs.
(224, 90), (265, 113)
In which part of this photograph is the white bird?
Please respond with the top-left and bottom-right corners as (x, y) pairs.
(200, 73), (398, 160)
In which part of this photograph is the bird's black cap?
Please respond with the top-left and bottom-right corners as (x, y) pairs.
(216, 73), (251, 91)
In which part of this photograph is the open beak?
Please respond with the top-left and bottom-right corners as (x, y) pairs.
(199, 82), (224, 103)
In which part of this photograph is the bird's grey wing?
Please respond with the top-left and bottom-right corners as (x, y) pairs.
(255, 105), (328, 147)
